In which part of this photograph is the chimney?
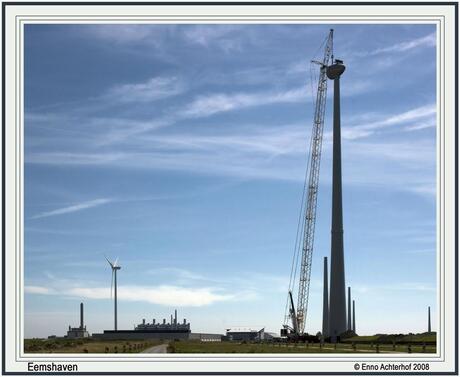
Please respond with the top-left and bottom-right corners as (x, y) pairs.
(163, 318), (166, 325)
(428, 306), (431, 333)
(322, 257), (329, 338)
(142, 318), (145, 325)
(152, 319), (156, 325)
(347, 287), (351, 331)
(170, 314), (173, 324)
(175, 309), (177, 325)
(80, 303), (84, 329)
(183, 318), (186, 325)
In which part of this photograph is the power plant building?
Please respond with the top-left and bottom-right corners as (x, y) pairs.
(93, 310), (191, 340)
(66, 303), (90, 338)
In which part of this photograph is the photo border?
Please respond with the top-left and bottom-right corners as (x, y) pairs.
(2, 1), (458, 375)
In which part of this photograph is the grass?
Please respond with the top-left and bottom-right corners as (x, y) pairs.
(25, 333), (437, 354)
(24, 338), (163, 353)
(167, 340), (436, 354)
(343, 332), (436, 345)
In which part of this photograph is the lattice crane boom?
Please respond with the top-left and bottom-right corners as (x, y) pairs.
(295, 30), (334, 335)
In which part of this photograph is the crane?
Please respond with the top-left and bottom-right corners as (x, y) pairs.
(282, 29), (334, 339)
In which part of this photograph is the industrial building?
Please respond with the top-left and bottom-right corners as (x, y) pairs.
(93, 310), (191, 340)
(135, 310), (190, 332)
(226, 327), (266, 341)
(66, 303), (89, 338)
(93, 310), (224, 341)
(189, 333), (223, 342)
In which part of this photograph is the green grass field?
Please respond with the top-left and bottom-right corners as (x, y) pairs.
(168, 340), (436, 354)
(24, 333), (437, 354)
(24, 338), (162, 353)
(343, 333), (436, 345)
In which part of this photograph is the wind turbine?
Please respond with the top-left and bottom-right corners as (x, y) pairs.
(105, 256), (121, 331)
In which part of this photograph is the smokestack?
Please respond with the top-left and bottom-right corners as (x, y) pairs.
(152, 319), (156, 325)
(327, 59), (347, 342)
(163, 318), (166, 325)
(80, 303), (84, 329)
(170, 314), (173, 324)
(322, 257), (329, 338)
(352, 300), (356, 333)
(142, 318), (145, 325)
(183, 319), (186, 325)
(175, 309), (177, 325)
(347, 287), (351, 331)
(428, 306), (431, 333)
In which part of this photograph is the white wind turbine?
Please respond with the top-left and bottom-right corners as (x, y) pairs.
(105, 256), (121, 331)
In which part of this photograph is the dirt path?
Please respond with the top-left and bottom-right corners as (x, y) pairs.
(141, 343), (169, 353)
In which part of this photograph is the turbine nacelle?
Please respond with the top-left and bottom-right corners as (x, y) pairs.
(105, 255), (121, 270)
(105, 255), (121, 304)
(326, 59), (346, 80)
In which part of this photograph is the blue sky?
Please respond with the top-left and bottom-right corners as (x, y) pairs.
(24, 24), (436, 338)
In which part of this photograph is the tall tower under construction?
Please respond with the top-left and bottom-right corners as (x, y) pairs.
(327, 59), (347, 341)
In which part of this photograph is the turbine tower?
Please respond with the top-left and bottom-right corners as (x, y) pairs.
(327, 58), (347, 342)
(106, 256), (121, 331)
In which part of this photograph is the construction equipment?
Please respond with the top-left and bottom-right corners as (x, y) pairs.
(282, 29), (334, 340)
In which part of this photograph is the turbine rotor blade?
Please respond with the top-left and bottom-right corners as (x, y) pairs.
(105, 255), (114, 268)
(114, 257), (119, 268)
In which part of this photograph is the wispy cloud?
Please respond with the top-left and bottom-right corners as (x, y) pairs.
(180, 87), (309, 118)
(354, 282), (436, 294)
(25, 265), (287, 306)
(183, 25), (243, 52)
(82, 24), (174, 45)
(403, 121), (436, 132)
(105, 77), (185, 103)
(27, 76), (186, 116)
(181, 81), (373, 120)
(404, 249), (435, 255)
(26, 106), (436, 197)
(26, 152), (123, 166)
(25, 286), (54, 294)
(25, 125), (308, 181)
(25, 283), (246, 307)
(147, 267), (210, 282)
(70, 285), (235, 306)
(30, 198), (112, 220)
(337, 103), (436, 140)
(354, 33), (436, 57)
(84, 24), (244, 53)
(340, 138), (435, 196)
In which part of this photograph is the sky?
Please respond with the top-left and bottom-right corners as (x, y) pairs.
(24, 24), (437, 339)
